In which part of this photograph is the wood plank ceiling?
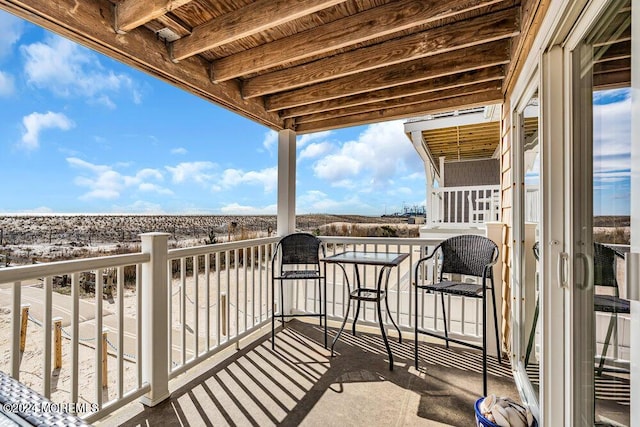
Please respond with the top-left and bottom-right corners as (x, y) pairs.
(422, 120), (501, 161)
(591, 0), (631, 90)
(1, 0), (526, 134)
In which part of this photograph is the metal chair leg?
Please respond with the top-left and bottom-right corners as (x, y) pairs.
(524, 297), (539, 368)
(597, 313), (617, 376)
(440, 292), (449, 349)
(414, 284), (419, 369)
(377, 296), (393, 370)
(331, 293), (352, 357)
(271, 278), (276, 350)
(482, 289), (488, 397)
(490, 277), (502, 363)
(323, 275), (328, 349)
(383, 268), (401, 343)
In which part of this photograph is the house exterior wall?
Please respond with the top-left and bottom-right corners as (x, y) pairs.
(500, 0), (550, 357)
(443, 159), (500, 187)
(500, 99), (513, 354)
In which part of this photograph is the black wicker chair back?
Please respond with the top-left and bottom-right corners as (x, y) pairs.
(438, 234), (498, 279)
(594, 242), (618, 288)
(593, 242), (630, 375)
(278, 233), (322, 269)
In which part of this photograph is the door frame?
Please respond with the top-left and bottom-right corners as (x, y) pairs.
(510, 74), (540, 420)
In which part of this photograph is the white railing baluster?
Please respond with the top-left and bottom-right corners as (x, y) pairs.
(234, 249), (239, 337)
(167, 261), (172, 372)
(243, 248), (248, 333)
(461, 297), (466, 336)
(251, 247), (255, 327)
(72, 273), (80, 404)
(257, 245), (261, 324)
(95, 269), (103, 407)
(117, 266), (124, 400)
(193, 255), (199, 359)
(136, 264), (142, 389)
(11, 281), (21, 379)
(216, 252), (221, 346)
(43, 276), (53, 397)
(180, 257), (186, 366)
(205, 253), (210, 352)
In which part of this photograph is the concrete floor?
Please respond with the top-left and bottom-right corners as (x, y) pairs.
(102, 320), (522, 426)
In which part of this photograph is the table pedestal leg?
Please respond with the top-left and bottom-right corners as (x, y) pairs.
(331, 292), (351, 357)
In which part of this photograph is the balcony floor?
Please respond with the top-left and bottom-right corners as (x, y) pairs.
(104, 320), (519, 426)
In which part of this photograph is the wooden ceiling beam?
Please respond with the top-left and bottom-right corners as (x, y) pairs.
(266, 40), (510, 111)
(242, 8), (519, 98)
(295, 90), (504, 133)
(170, 0), (347, 62)
(593, 70), (631, 89)
(211, 0), (507, 82)
(594, 58), (630, 74)
(277, 66), (505, 118)
(0, 0), (283, 129)
(596, 40), (631, 63)
(114, 0), (193, 34)
(294, 81), (502, 124)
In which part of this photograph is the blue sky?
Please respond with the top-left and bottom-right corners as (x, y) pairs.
(522, 88), (631, 217)
(0, 11), (425, 215)
(593, 88), (631, 216)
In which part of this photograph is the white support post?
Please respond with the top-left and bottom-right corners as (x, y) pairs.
(630, 0), (639, 422)
(277, 129), (297, 236)
(139, 232), (171, 407)
(277, 130), (297, 318)
(411, 130), (432, 226)
(485, 222), (504, 358)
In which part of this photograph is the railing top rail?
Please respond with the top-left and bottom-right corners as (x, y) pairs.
(0, 253), (150, 284)
(432, 184), (500, 192)
(319, 236), (443, 247)
(168, 236), (280, 259)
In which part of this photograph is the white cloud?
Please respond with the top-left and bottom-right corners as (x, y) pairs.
(166, 161), (215, 184)
(138, 182), (174, 195)
(311, 121), (422, 188)
(261, 129), (334, 155)
(297, 190), (373, 214)
(171, 147), (188, 155)
(262, 130), (278, 154)
(123, 168), (164, 186)
(67, 157), (167, 200)
(219, 203), (277, 215)
(297, 131), (332, 147)
(20, 111), (74, 150)
(593, 92), (631, 182)
(300, 142), (333, 160)
(0, 11), (24, 57)
(220, 167), (277, 192)
(0, 71), (14, 96)
(21, 35), (140, 106)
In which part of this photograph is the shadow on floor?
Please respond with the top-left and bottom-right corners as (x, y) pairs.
(120, 321), (520, 426)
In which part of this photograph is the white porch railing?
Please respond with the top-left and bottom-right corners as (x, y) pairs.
(0, 252), (151, 422)
(525, 185), (540, 223)
(0, 232), (631, 423)
(165, 237), (279, 379)
(428, 185), (500, 227)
